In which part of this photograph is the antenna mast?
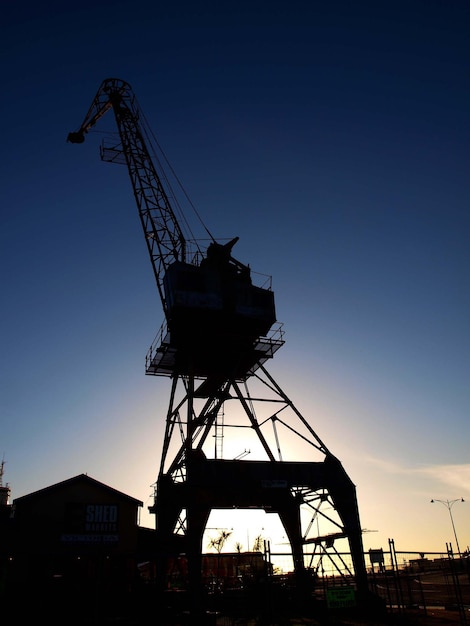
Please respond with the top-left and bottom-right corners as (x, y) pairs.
(0, 457), (11, 506)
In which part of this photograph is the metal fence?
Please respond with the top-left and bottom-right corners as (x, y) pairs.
(265, 540), (470, 623)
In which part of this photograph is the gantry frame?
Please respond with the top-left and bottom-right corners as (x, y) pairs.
(148, 355), (369, 606)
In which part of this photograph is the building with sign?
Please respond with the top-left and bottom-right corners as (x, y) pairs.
(5, 474), (151, 616)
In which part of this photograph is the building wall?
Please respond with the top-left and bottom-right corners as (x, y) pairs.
(8, 475), (145, 603)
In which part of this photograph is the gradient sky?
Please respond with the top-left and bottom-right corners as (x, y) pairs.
(2, 1), (469, 565)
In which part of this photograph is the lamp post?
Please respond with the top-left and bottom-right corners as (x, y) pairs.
(430, 498), (465, 557)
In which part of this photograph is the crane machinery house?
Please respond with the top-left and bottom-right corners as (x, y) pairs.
(163, 240), (276, 344)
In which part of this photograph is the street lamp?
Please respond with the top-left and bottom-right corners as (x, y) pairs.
(430, 498), (465, 557)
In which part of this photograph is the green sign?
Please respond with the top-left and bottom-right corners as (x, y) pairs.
(326, 587), (356, 609)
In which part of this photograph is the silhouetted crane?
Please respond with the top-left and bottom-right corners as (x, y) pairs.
(68, 77), (370, 614)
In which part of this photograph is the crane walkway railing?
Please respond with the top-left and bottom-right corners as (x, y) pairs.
(145, 321), (285, 378)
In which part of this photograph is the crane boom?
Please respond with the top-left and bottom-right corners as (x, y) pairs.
(67, 77), (186, 315)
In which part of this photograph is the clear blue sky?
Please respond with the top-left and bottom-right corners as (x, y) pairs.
(2, 0), (469, 562)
